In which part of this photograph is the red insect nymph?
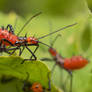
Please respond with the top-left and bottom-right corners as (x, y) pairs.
(31, 83), (43, 92)
(48, 48), (57, 57)
(64, 56), (89, 70)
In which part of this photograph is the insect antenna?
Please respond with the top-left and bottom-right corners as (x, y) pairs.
(38, 41), (51, 48)
(48, 21), (62, 47)
(14, 16), (18, 31)
(17, 12), (42, 36)
(52, 34), (62, 47)
(38, 23), (77, 40)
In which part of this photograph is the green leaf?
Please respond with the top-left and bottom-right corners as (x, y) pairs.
(0, 56), (62, 92)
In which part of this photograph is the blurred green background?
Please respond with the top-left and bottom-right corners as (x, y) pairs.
(0, 0), (90, 16)
(0, 0), (92, 92)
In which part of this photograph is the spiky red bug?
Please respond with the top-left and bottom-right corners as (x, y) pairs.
(0, 13), (77, 64)
(48, 47), (89, 70)
(41, 35), (89, 92)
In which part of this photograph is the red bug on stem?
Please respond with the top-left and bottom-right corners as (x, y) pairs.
(41, 34), (89, 92)
(0, 12), (77, 64)
(0, 12), (42, 55)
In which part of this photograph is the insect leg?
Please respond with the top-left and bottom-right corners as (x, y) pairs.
(22, 72), (30, 92)
(15, 41), (27, 56)
(9, 46), (21, 56)
(21, 46), (37, 64)
(0, 39), (14, 54)
(30, 44), (39, 59)
(0, 39), (18, 55)
(2, 39), (14, 46)
(24, 45), (37, 60)
(47, 72), (51, 92)
(19, 46), (25, 56)
(3, 45), (13, 54)
(0, 40), (7, 54)
(0, 40), (3, 53)
(6, 24), (14, 34)
(1, 40), (23, 55)
(40, 58), (54, 61)
(44, 64), (56, 92)
(6, 50), (15, 55)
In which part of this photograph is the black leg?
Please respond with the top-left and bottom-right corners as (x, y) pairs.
(26, 46), (37, 61)
(21, 46), (37, 64)
(8, 46), (21, 56)
(45, 64), (56, 92)
(2, 39), (14, 46)
(30, 45), (39, 59)
(6, 46), (24, 56)
(9, 48), (17, 56)
(0, 40), (6, 53)
(18, 47), (22, 56)
(0, 40), (3, 53)
(0, 39), (17, 54)
(12, 46), (22, 56)
(40, 58), (53, 61)
(47, 72), (51, 92)
(0, 39), (21, 55)
(8, 47), (20, 51)
(6, 24), (14, 34)
(3, 45), (12, 54)
(19, 46), (25, 56)
(22, 72), (30, 92)
(6, 50), (15, 55)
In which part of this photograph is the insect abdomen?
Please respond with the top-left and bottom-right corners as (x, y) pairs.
(64, 56), (89, 70)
